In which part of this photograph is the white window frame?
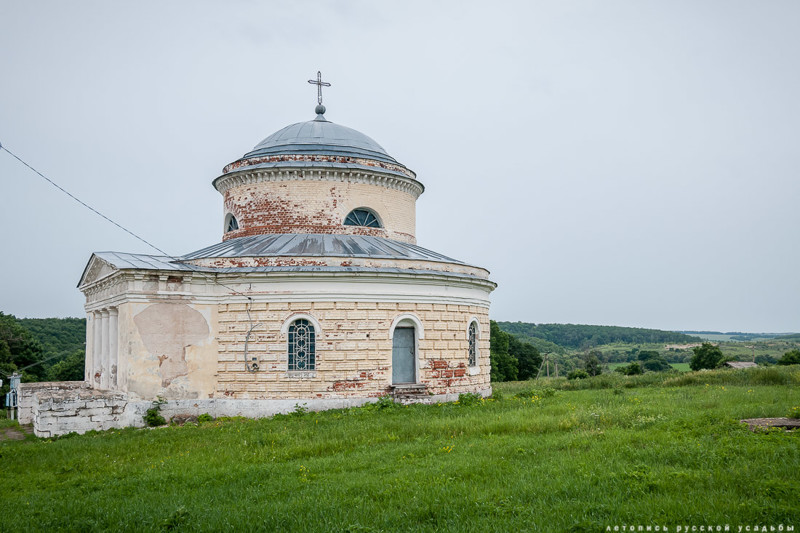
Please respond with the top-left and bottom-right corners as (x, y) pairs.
(280, 313), (323, 377)
(467, 318), (481, 375)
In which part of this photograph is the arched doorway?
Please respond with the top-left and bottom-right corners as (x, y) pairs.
(392, 326), (415, 384)
(390, 314), (424, 385)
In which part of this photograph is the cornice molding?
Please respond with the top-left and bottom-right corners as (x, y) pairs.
(222, 154), (416, 179)
(213, 167), (425, 199)
(82, 267), (496, 312)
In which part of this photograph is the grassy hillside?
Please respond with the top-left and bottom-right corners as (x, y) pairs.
(498, 322), (701, 349)
(2, 367), (799, 531)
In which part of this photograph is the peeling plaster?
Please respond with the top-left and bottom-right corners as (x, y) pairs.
(133, 303), (211, 396)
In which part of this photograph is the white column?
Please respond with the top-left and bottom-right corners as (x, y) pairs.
(116, 306), (127, 392)
(108, 308), (118, 390)
(100, 309), (110, 389)
(92, 310), (103, 388)
(85, 313), (94, 383)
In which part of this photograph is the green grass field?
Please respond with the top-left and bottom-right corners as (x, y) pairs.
(606, 362), (690, 372)
(2, 367), (799, 532)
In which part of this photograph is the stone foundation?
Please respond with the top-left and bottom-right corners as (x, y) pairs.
(21, 382), (128, 437)
(20, 381), (491, 437)
(17, 381), (86, 425)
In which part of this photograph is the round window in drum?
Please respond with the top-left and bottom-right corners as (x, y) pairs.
(344, 208), (381, 228)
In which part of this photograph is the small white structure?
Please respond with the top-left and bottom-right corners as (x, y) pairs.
(724, 361), (758, 369)
(21, 90), (496, 436)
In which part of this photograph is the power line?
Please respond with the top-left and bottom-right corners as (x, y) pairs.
(1, 142), (171, 257)
(0, 142), (246, 297)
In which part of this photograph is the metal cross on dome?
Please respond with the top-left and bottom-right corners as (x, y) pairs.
(308, 71), (331, 105)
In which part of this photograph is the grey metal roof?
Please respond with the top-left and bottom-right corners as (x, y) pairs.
(86, 252), (481, 280)
(241, 116), (400, 165)
(93, 252), (195, 271)
(181, 234), (464, 264)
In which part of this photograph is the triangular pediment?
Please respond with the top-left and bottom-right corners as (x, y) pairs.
(77, 254), (119, 289)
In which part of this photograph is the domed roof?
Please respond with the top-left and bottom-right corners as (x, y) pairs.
(242, 114), (400, 165)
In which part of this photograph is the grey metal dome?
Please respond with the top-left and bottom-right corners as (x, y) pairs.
(242, 115), (399, 165)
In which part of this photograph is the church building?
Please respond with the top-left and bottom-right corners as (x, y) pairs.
(20, 76), (496, 436)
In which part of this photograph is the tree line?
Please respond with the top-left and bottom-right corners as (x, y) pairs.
(497, 322), (702, 350)
(0, 313), (85, 400)
(489, 321), (543, 382)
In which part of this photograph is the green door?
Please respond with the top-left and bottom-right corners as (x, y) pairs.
(392, 327), (416, 384)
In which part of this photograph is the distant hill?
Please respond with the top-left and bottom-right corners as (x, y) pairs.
(18, 317), (86, 360)
(497, 322), (702, 350)
(679, 331), (799, 342)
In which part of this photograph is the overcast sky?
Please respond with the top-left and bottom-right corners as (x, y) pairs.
(1, 1), (798, 332)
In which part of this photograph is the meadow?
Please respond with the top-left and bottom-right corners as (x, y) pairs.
(1, 367), (799, 532)
(608, 362), (691, 372)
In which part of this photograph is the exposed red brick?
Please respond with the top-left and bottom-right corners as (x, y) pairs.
(331, 381), (366, 392)
(218, 183), (415, 243)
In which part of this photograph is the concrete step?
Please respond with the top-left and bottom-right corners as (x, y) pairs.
(389, 384), (430, 404)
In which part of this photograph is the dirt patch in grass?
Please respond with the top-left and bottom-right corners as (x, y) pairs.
(0, 424), (33, 441)
(740, 417), (800, 431)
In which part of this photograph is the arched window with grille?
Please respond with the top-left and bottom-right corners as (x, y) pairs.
(288, 318), (316, 371)
(468, 321), (478, 368)
(225, 213), (239, 233)
(344, 208), (382, 228)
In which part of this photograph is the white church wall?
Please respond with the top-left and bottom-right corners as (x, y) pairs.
(79, 264), (493, 404)
(215, 299), (491, 401)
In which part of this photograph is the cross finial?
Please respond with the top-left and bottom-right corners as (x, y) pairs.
(308, 71), (331, 115)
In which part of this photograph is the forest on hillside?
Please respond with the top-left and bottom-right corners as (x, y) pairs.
(18, 317), (86, 357)
(497, 322), (702, 349)
(0, 313), (85, 398)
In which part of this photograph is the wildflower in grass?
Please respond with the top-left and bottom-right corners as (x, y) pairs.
(441, 445), (454, 453)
